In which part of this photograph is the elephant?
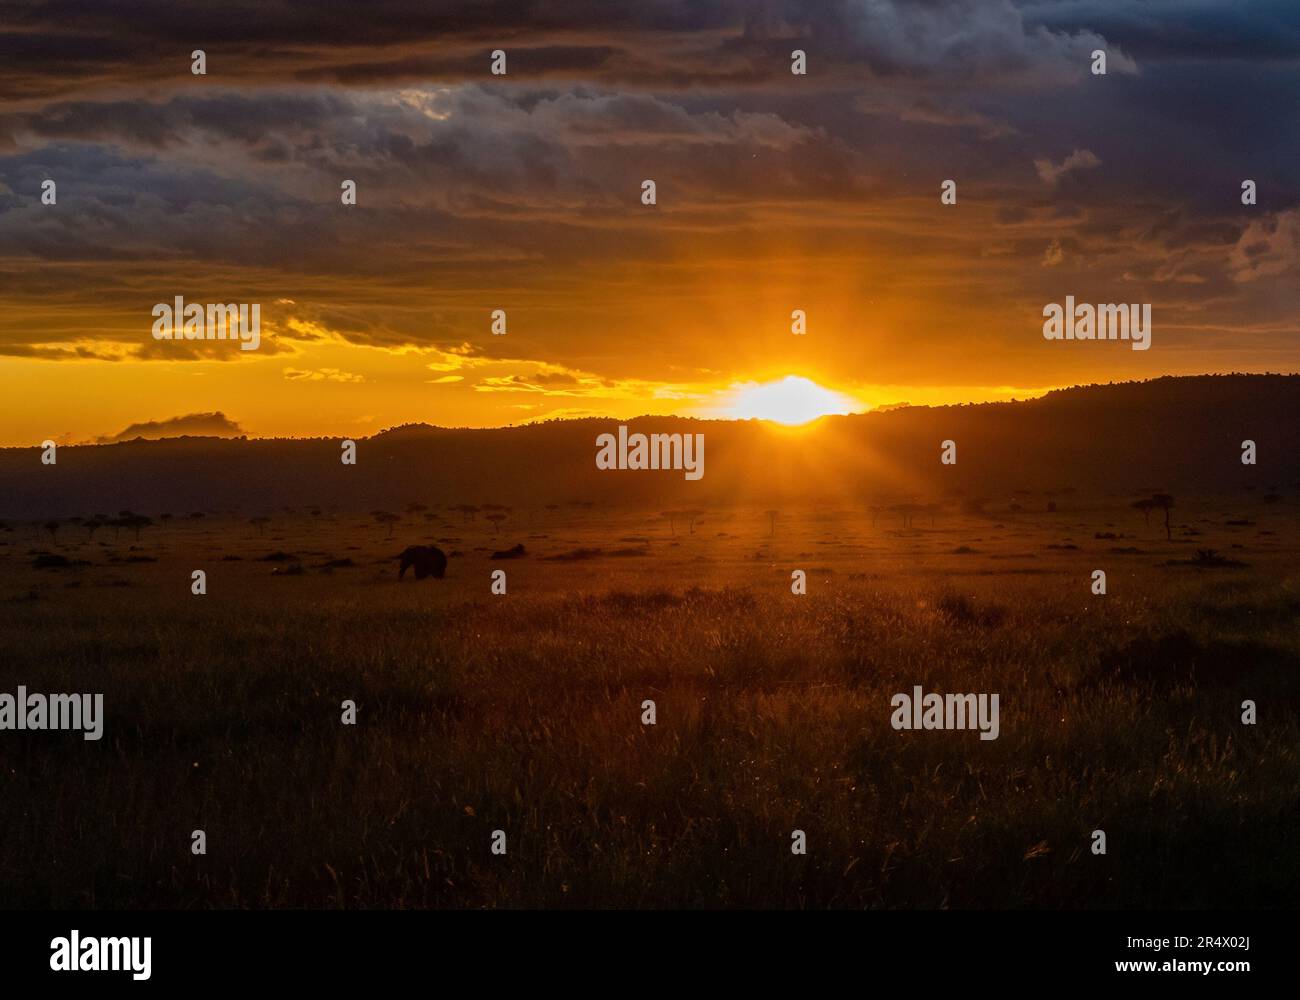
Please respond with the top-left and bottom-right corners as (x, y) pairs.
(398, 545), (447, 580)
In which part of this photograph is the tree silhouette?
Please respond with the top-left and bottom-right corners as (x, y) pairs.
(683, 508), (705, 534)
(1131, 497), (1154, 526)
(661, 510), (680, 535)
(373, 511), (400, 538)
(1150, 493), (1175, 540)
(109, 509), (136, 541)
(43, 519), (60, 545)
(764, 509), (778, 536)
(121, 514), (152, 541)
(485, 512), (506, 535)
(448, 504), (479, 523)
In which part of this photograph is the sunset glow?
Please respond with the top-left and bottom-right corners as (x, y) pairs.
(722, 376), (864, 425)
(0, 2), (1295, 447)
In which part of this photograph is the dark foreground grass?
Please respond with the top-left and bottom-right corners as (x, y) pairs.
(1, 557), (1297, 909)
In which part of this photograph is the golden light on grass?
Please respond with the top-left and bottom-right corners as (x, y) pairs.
(722, 375), (863, 425)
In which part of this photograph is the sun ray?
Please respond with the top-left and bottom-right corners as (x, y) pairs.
(720, 375), (864, 425)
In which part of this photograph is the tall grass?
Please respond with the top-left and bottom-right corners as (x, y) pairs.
(1, 505), (1296, 908)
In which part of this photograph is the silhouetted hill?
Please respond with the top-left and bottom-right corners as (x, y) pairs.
(1, 375), (1295, 518)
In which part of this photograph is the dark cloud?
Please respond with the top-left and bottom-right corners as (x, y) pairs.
(1025, 0), (1300, 61)
(0, 1), (1297, 386)
(0, 0), (1144, 99)
(97, 411), (245, 442)
(0, 342), (125, 361)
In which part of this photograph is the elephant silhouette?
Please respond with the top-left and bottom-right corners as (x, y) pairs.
(398, 545), (447, 580)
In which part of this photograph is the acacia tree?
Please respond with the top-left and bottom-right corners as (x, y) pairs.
(373, 511), (401, 538)
(764, 509), (778, 536)
(121, 514), (152, 541)
(1150, 493), (1175, 540)
(1131, 497), (1154, 526)
(485, 512), (506, 535)
(108, 510), (136, 541)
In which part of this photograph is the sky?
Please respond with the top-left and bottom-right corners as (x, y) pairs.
(1, 0), (1297, 444)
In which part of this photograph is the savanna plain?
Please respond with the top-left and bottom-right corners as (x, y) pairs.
(1, 495), (1296, 908)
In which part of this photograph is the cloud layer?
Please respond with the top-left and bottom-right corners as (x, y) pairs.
(0, 1), (1297, 440)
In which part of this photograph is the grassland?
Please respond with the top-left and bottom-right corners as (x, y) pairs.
(1, 497), (1297, 908)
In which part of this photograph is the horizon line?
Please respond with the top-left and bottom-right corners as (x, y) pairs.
(11, 371), (1300, 450)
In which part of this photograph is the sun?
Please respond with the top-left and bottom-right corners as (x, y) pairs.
(724, 375), (863, 425)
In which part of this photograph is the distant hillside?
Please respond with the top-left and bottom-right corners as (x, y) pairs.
(1, 375), (1296, 519)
